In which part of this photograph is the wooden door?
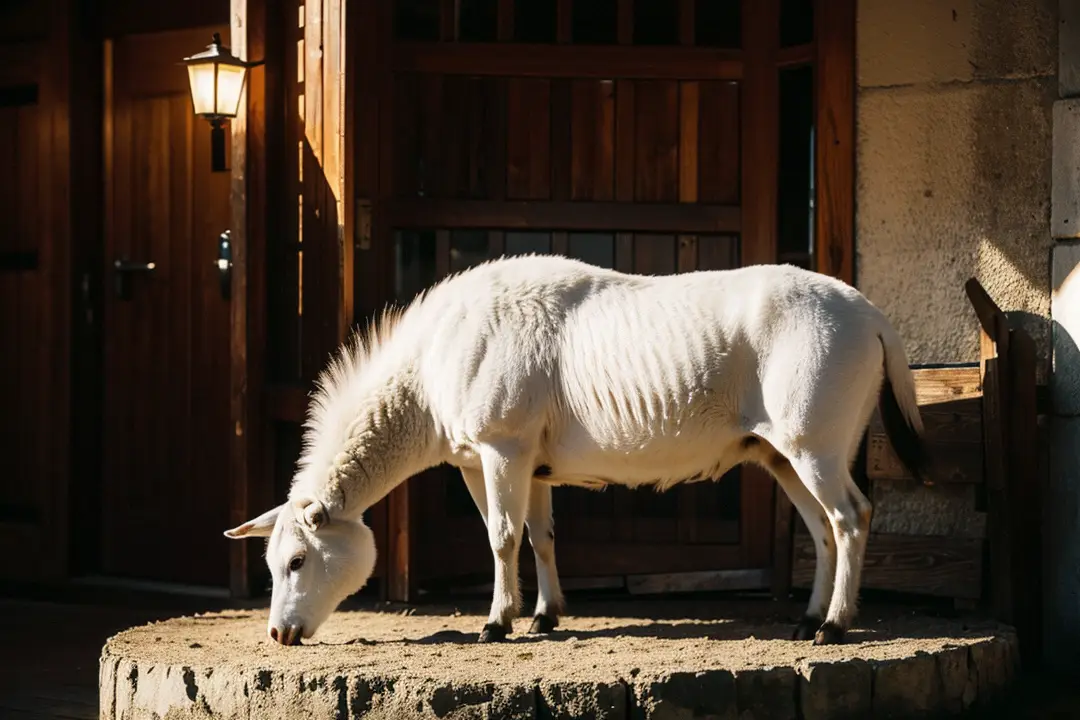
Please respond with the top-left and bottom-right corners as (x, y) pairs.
(360, 0), (815, 595)
(0, 42), (69, 583)
(101, 26), (233, 587)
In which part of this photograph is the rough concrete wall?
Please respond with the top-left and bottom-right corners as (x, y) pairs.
(856, 0), (1057, 376)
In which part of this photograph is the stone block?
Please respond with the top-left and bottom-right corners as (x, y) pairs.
(1061, 0), (1080, 96)
(858, 0), (1056, 89)
(856, 78), (1054, 370)
(1052, 241), (1080, 414)
(871, 653), (941, 718)
(734, 667), (796, 720)
(1052, 103), (1080, 238)
(632, 671), (737, 720)
(870, 480), (985, 538)
(797, 659), (872, 720)
(538, 680), (628, 720)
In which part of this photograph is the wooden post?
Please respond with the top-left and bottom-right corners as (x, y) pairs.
(229, 0), (279, 598)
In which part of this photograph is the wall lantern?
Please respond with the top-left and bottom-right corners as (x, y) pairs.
(181, 33), (262, 172)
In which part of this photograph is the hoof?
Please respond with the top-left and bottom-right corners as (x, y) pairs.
(478, 622), (510, 643)
(792, 615), (822, 641)
(812, 621), (846, 646)
(528, 613), (559, 634)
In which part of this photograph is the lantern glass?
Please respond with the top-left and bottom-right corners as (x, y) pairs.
(214, 62), (248, 118)
(186, 63), (219, 115)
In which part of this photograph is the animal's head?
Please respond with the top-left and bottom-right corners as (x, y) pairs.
(224, 495), (376, 645)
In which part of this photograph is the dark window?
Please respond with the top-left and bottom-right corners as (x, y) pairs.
(777, 65), (814, 267)
(515, 0), (556, 42)
(695, 0), (740, 48)
(572, 0), (617, 44)
(394, 0), (439, 41)
(634, 0), (677, 45)
(460, 0), (498, 41)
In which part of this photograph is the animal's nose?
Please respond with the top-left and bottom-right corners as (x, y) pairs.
(268, 624), (303, 646)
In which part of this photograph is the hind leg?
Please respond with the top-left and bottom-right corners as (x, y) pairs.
(787, 453), (872, 645)
(765, 452), (838, 640)
(525, 480), (565, 633)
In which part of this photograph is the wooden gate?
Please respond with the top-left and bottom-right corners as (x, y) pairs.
(365, 0), (816, 597)
(253, 0), (854, 601)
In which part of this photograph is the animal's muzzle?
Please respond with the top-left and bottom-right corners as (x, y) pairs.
(269, 624), (304, 646)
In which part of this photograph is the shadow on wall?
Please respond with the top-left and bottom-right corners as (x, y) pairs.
(969, 0), (1056, 381)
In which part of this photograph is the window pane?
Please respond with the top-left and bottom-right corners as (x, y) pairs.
(460, 0), (497, 41)
(778, 65), (814, 266)
(514, 0), (555, 42)
(395, 0), (439, 41)
(634, 0), (677, 45)
(394, 230), (437, 302)
(573, 0), (617, 44)
(695, 0), (740, 48)
(450, 230), (490, 273)
(568, 233), (615, 269)
(780, 0), (814, 47)
(505, 231), (552, 256)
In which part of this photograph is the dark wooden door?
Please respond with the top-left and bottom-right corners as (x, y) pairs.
(101, 26), (233, 586)
(362, 0), (812, 595)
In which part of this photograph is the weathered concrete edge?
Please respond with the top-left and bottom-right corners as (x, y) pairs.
(99, 629), (1020, 720)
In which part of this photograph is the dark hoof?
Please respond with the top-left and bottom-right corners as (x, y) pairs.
(528, 613), (559, 634)
(812, 621), (846, 646)
(478, 622), (510, 643)
(792, 615), (822, 641)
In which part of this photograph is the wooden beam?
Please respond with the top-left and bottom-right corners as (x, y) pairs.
(965, 277), (1007, 342)
(813, 0), (855, 283)
(792, 532), (985, 600)
(392, 43), (743, 80)
(229, 0), (278, 598)
(385, 199), (741, 234)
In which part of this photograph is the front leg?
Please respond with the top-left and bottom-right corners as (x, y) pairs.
(478, 440), (534, 643)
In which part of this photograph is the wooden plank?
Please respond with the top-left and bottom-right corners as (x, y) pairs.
(614, 80), (635, 203)
(678, 0), (694, 46)
(440, 0), (458, 40)
(229, 0), (277, 597)
(570, 80), (615, 202)
(792, 532), (985, 600)
(617, 0), (633, 44)
(385, 199), (740, 233)
(678, 81), (699, 204)
(698, 81), (740, 205)
(506, 78), (551, 200)
(814, 0), (855, 283)
(497, 0), (514, 40)
(387, 475), (411, 601)
(627, 568), (770, 595)
(265, 384), (309, 422)
(1006, 328), (1041, 665)
(740, 0), (779, 267)
(966, 277), (1008, 343)
(634, 81), (679, 202)
(551, 80), (571, 201)
(910, 366), (983, 404)
(866, 398), (983, 484)
(982, 315), (1012, 622)
(556, 0), (572, 42)
(392, 43), (742, 80)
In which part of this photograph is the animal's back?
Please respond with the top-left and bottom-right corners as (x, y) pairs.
(412, 255), (885, 485)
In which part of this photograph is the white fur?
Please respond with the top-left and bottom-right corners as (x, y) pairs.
(226, 254), (923, 643)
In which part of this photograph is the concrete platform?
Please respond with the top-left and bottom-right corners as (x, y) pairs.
(99, 602), (1020, 719)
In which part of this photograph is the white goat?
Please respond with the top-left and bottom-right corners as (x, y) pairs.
(225, 254), (927, 647)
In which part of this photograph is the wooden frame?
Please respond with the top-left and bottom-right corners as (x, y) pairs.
(771, 0), (857, 601)
(229, 0), (281, 597)
(243, 0), (860, 603)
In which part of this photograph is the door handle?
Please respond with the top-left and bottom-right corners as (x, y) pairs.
(216, 230), (232, 301)
(113, 257), (156, 300)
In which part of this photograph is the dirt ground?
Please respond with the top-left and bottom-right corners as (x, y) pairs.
(105, 599), (1008, 686)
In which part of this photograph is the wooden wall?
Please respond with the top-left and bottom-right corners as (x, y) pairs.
(0, 0), (73, 582)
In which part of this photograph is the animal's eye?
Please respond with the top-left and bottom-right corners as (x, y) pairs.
(288, 555), (305, 573)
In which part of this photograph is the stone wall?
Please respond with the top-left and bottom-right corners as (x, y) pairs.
(855, 0), (1057, 378)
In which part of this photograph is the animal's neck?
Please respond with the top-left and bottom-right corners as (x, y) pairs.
(296, 373), (437, 520)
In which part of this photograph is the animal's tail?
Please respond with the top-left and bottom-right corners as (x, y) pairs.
(877, 321), (930, 482)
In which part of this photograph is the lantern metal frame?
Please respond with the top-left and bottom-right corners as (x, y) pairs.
(181, 33), (264, 172)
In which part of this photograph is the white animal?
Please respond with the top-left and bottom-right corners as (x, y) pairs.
(225, 254), (927, 647)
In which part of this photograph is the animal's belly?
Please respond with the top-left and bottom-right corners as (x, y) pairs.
(545, 419), (746, 489)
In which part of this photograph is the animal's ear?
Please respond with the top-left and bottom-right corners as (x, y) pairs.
(223, 504), (283, 539)
(294, 497), (328, 532)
